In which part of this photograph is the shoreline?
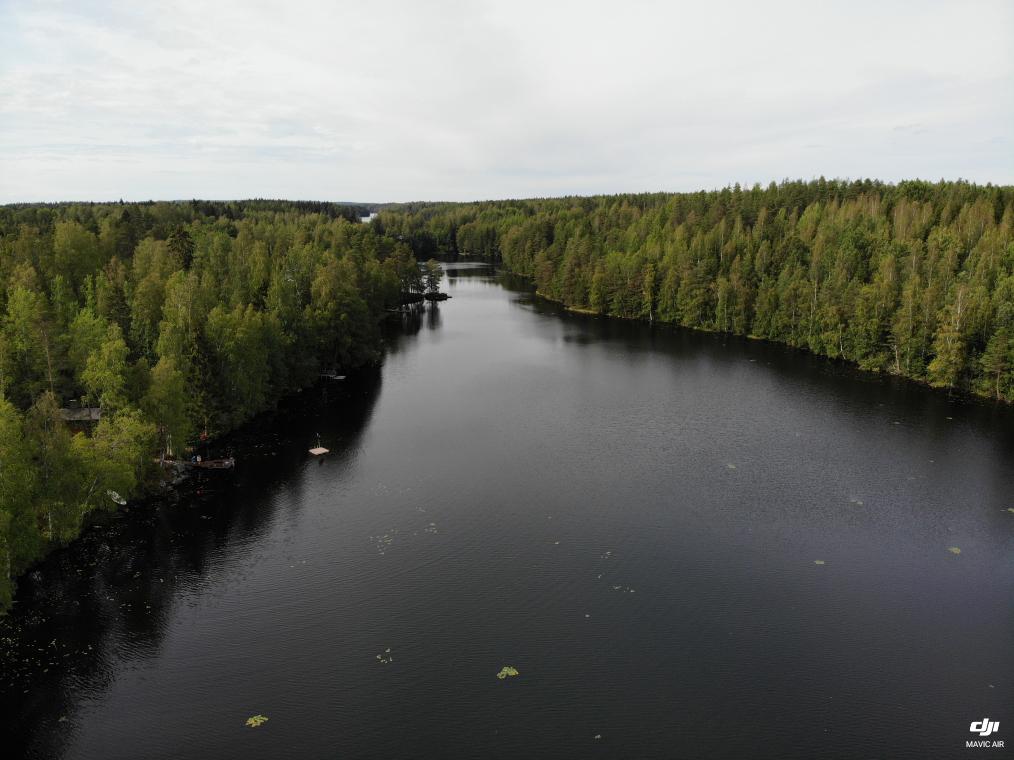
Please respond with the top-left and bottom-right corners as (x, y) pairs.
(0, 366), (380, 615)
(527, 281), (1009, 407)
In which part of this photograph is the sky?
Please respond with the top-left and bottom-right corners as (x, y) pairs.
(0, 0), (1011, 203)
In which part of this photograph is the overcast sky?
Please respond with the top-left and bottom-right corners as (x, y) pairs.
(1, 0), (1011, 203)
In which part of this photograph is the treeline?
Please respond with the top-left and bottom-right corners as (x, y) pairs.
(3, 198), (372, 224)
(0, 201), (419, 608)
(378, 179), (1014, 401)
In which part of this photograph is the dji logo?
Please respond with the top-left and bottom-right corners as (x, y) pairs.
(970, 719), (1000, 737)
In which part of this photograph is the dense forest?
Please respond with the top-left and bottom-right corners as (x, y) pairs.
(3, 182), (1012, 611)
(378, 179), (1014, 402)
(0, 200), (422, 609)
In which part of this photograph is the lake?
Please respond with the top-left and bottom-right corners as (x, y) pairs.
(2, 262), (1013, 759)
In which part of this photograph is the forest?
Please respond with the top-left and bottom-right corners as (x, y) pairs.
(2, 181), (1012, 612)
(377, 179), (1014, 403)
(0, 200), (422, 609)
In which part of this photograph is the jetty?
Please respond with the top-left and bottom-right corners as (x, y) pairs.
(309, 433), (329, 456)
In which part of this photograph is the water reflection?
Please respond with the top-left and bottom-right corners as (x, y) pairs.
(426, 302), (442, 330)
(0, 375), (383, 758)
(508, 272), (1014, 445)
(3, 264), (1012, 760)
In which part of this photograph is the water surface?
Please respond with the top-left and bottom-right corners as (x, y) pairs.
(3, 263), (1013, 759)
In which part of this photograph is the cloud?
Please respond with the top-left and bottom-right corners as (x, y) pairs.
(1, 0), (1011, 202)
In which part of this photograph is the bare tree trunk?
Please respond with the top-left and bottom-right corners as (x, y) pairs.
(41, 331), (55, 395)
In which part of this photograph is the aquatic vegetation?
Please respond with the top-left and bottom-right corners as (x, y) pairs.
(496, 666), (519, 679)
(369, 530), (398, 555)
(245, 715), (269, 728)
(726, 463), (737, 470)
(376, 648), (393, 664)
(948, 547), (961, 555)
(814, 560), (825, 565)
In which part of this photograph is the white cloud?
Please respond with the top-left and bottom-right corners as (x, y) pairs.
(1, 0), (1011, 202)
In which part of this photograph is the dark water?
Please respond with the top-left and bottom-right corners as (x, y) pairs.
(3, 263), (1013, 759)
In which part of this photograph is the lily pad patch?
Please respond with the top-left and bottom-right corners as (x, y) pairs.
(496, 666), (519, 680)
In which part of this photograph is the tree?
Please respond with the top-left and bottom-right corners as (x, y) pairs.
(51, 221), (102, 290)
(391, 245), (422, 294)
(167, 226), (195, 269)
(71, 409), (156, 515)
(641, 262), (656, 322)
(424, 259), (443, 295)
(24, 392), (80, 543)
(2, 285), (56, 403)
(143, 357), (194, 455)
(979, 327), (1014, 401)
(0, 396), (36, 607)
(927, 284), (969, 388)
(157, 270), (208, 377)
(130, 274), (166, 359)
(81, 324), (130, 410)
(68, 308), (108, 385)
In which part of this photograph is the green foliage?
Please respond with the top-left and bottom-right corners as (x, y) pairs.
(205, 303), (283, 427)
(2, 285), (55, 404)
(0, 201), (409, 609)
(379, 179), (1014, 401)
(424, 259), (443, 295)
(0, 395), (36, 608)
(81, 324), (129, 410)
(52, 221), (103, 290)
(978, 326), (1014, 400)
(24, 392), (80, 544)
(143, 357), (193, 454)
(72, 409), (157, 515)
